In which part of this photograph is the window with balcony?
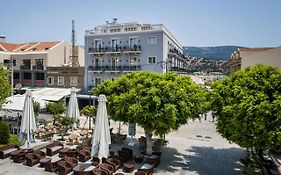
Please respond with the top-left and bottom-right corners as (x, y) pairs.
(95, 58), (101, 67)
(148, 36), (157, 45)
(111, 58), (119, 68)
(47, 76), (54, 85)
(34, 59), (43, 70)
(22, 59), (31, 69)
(148, 56), (157, 64)
(111, 39), (118, 51)
(58, 76), (64, 86)
(70, 76), (78, 86)
(4, 59), (16, 67)
(95, 77), (102, 86)
(94, 40), (102, 51)
(129, 37), (138, 47)
(130, 57), (137, 66)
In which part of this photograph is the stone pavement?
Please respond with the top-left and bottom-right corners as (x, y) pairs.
(0, 112), (245, 175)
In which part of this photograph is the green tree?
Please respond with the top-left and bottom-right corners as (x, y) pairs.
(0, 121), (10, 144)
(33, 100), (40, 119)
(94, 72), (204, 154)
(0, 65), (11, 107)
(210, 65), (281, 155)
(46, 102), (65, 124)
(81, 105), (96, 129)
(56, 115), (75, 140)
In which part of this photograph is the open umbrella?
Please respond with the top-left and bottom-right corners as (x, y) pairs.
(67, 87), (80, 128)
(19, 90), (37, 149)
(91, 94), (111, 160)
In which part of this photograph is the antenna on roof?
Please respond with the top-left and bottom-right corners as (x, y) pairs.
(68, 20), (80, 67)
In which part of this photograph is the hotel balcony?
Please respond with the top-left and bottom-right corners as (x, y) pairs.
(88, 47), (104, 55)
(88, 45), (141, 55)
(32, 65), (44, 70)
(123, 45), (141, 54)
(88, 65), (141, 72)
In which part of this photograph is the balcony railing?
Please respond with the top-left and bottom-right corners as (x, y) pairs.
(32, 65), (44, 70)
(88, 45), (141, 54)
(20, 65), (31, 70)
(88, 65), (141, 71)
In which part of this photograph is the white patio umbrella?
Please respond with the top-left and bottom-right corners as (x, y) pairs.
(91, 94), (111, 160)
(19, 90), (37, 149)
(67, 87), (80, 128)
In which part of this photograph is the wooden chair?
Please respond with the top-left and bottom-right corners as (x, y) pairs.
(105, 157), (121, 171)
(0, 145), (19, 159)
(99, 163), (114, 175)
(78, 149), (91, 162)
(46, 141), (63, 156)
(92, 167), (109, 175)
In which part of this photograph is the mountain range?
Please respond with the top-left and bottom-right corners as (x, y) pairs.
(183, 46), (243, 60)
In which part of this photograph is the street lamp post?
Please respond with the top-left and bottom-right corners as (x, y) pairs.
(10, 57), (14, 96)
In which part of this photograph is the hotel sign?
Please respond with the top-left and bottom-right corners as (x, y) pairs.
(47, 67), (84, 75)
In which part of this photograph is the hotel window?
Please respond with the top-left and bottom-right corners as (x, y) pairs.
(111, 39), (118, 50)
(94, 40), (102, 51)
(58, 76), (64, 86)
(148, 36), (157, 45)
(129, 37), (138, 47)
(70, 76), (78, 86)
(47, 76), (54, 85)
(148, 56), (156, 64)
(130, 57), (137, 66)
(95, 77), (102, 86)
(111, 58), (119, 67)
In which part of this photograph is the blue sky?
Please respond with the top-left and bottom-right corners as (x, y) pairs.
(1, 0), (281, 47)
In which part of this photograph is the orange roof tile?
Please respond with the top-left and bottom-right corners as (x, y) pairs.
(0, 41), (61, 52)
(30, 41), (61, 51)
(17, 43), (39, 51)
(0, 42), (24, 52)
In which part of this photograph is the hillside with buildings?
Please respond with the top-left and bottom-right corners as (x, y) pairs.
(184, 56), (228, 74)
(183, 46), (242, 60)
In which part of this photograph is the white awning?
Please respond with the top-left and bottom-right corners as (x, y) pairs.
(31, 87), (80, 102)
(1, 94), (47, 112)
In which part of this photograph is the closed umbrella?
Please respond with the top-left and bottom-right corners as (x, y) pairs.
(91, 94), (111, 160)
(19, 90), (37, 149)
(67, 87), (80, 128)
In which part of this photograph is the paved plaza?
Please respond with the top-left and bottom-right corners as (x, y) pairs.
(0, 112), (245, 175)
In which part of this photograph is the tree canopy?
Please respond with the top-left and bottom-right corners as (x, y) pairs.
(210, 65), (281, 152)
(0, 65), (11, 107)
(46, 102), (66, 124)
(94, 72), (205, 154)
(81, 105), (97, 129)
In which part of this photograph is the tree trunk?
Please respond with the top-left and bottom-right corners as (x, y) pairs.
(145, 130), (153, 155)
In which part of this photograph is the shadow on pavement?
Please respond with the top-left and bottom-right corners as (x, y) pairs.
(182, 146), (245, 175)
(155, 146), (245, 175)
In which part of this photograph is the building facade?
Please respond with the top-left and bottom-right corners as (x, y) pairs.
(228, 47), (275, 73)
(84, 19), (188, 92)
(46, 66), (84, 88)
(0, 41), (84, 88)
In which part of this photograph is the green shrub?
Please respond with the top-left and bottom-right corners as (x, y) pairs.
(0, 122), (10, 144)
(8, 134), (20, 146)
